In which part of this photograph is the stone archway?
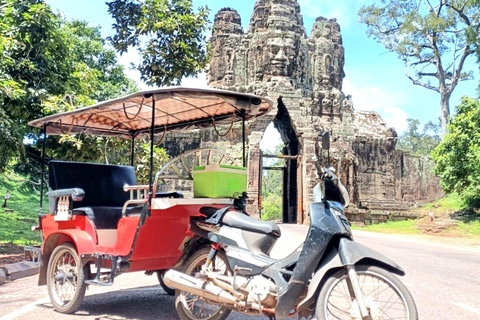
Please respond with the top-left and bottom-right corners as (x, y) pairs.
(273, 97), (300, 223)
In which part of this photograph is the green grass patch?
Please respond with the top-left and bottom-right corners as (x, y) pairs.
(0, 172), (44, 245)
(352, 219), (420, 234)
(422, 192), (466, 212)
(456, 221), (480, 237)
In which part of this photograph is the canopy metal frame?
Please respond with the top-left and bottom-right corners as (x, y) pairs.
(33, 87), (272, 215)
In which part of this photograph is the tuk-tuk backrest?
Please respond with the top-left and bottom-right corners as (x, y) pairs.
(48, 161), (137, 209)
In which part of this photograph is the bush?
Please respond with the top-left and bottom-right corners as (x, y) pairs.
(431, 97), (480, 206)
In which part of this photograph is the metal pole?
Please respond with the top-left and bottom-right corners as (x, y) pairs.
(39, 123), (47, 215)
(148, 98), (156, 204)
(258, 150), (263, 218)
(130, 135), (135, 166)
(242, 115), (246, 167)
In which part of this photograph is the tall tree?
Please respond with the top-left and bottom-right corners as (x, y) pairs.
(106, 0), (210, 87)
(397, 118), (441, 155)
(359, 0), (480, 135)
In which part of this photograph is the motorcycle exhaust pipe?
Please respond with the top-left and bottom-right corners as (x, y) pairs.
(163, 270), (237, 305)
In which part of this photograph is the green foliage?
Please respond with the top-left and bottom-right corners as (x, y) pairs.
(133, 143), (170, 184)
(107, 0), (210, 86)
(0, 0), (138, 176)
(260, 144), (285, 221)
(431, 97), (480, 205)
(359, 0), (480, 133)
(261, 193), (282, 221)
(397, 118), (441, 155)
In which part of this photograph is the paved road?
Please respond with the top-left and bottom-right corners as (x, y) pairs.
(353, 231), (480, 320)
(0, 227), (479, 320)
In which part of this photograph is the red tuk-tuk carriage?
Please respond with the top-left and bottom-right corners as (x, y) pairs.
(28, 87), (272, 313)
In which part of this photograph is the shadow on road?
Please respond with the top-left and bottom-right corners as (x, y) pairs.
(38, 285), (179, 320)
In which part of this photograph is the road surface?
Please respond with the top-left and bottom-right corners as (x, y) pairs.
(0, 226), (479, 320)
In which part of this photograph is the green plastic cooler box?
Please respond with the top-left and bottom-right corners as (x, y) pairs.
(193, 164), (247, 198)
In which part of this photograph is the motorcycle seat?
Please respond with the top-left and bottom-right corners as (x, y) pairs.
(222, 210), (281, 237)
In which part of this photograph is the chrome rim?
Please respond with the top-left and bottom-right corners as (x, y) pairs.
(324, 270), (410, 320)
(50, 249), (79, 307)
(180, 254), (228, 320)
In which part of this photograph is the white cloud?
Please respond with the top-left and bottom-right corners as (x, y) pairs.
(343, 79), (409, 132)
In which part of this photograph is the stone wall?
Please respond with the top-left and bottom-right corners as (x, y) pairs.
(163, 0), (443, 224)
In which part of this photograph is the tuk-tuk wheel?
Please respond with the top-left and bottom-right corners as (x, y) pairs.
(46, 243), (87, 314)
(157, 270), (175, 295)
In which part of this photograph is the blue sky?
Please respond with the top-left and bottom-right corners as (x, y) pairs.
(46, 0), (479, 134)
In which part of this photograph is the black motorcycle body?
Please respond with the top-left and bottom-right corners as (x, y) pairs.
(164, 169), (417, 320)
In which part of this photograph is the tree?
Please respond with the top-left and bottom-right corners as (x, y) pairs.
(359, 0), (480, 135)
(431, 97), (480, 205)
(0, 0), (137, 174)
(260, 144), (285, 221)
(397, 118), (441, 154)
(106, 0), (210, 87)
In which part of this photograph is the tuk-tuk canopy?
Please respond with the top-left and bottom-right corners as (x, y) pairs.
(28, 87), (273, 139)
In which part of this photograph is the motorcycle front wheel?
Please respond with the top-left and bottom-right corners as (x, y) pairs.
(175, 247), (232, 320)
(316, 265), (418, 320)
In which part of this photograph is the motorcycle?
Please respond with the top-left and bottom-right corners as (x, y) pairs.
(164, 133), (418, 320)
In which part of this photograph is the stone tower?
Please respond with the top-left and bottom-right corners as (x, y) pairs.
(164, 0), (442, 224)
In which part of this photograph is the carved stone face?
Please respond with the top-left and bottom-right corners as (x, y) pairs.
(266, 37), (296, 77)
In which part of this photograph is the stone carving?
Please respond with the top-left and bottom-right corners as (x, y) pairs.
(166, 0), (442, 224)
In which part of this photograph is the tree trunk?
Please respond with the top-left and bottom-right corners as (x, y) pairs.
(440, 92), (451, 136)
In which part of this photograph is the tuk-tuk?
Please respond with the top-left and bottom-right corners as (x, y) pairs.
(28, 87), (272, 313)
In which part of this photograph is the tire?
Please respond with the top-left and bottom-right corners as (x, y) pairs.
(175, 247), (232, 320)
(46, 243), (87, 314)
(315, 265), (418, 320)
(157, 270), (175, 295)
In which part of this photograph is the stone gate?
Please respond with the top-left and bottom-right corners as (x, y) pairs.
(162, 0), (443, 224)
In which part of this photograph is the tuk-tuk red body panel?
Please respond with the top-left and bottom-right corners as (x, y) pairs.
(41, 215), (97, 255)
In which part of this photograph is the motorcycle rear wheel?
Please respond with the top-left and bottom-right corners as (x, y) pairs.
(157, 270), (175, 295)
(315, 265), (418, 320)
(175, 247), (232, 320)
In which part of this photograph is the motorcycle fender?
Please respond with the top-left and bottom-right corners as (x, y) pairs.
(297, 237), (405, 312)
(338, 237), (404, 275)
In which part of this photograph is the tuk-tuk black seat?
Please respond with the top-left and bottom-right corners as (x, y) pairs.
(49, 161), (137, 229)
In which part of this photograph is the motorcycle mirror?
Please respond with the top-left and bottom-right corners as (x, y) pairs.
(321, 132), (330, 150)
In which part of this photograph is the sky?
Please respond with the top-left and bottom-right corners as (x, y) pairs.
(46, 0), (479, 137)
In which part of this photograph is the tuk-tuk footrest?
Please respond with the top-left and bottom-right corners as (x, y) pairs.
(82, 253), (117, 286)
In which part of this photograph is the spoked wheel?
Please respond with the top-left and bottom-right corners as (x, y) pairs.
(157, 270), (175, 295)
(175, 247), (232, 320)
(46, 243), (87, 314)
(157, 148), (239, 182)
(316, 265), (418, 320)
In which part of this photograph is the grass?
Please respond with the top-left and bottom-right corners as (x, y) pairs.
(456, 221), (480, 237)
(353, 193), (480, 238)
(0, 171), (44, 245)
(352, 219), (420, 234)
(421, 192), (467, 213)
